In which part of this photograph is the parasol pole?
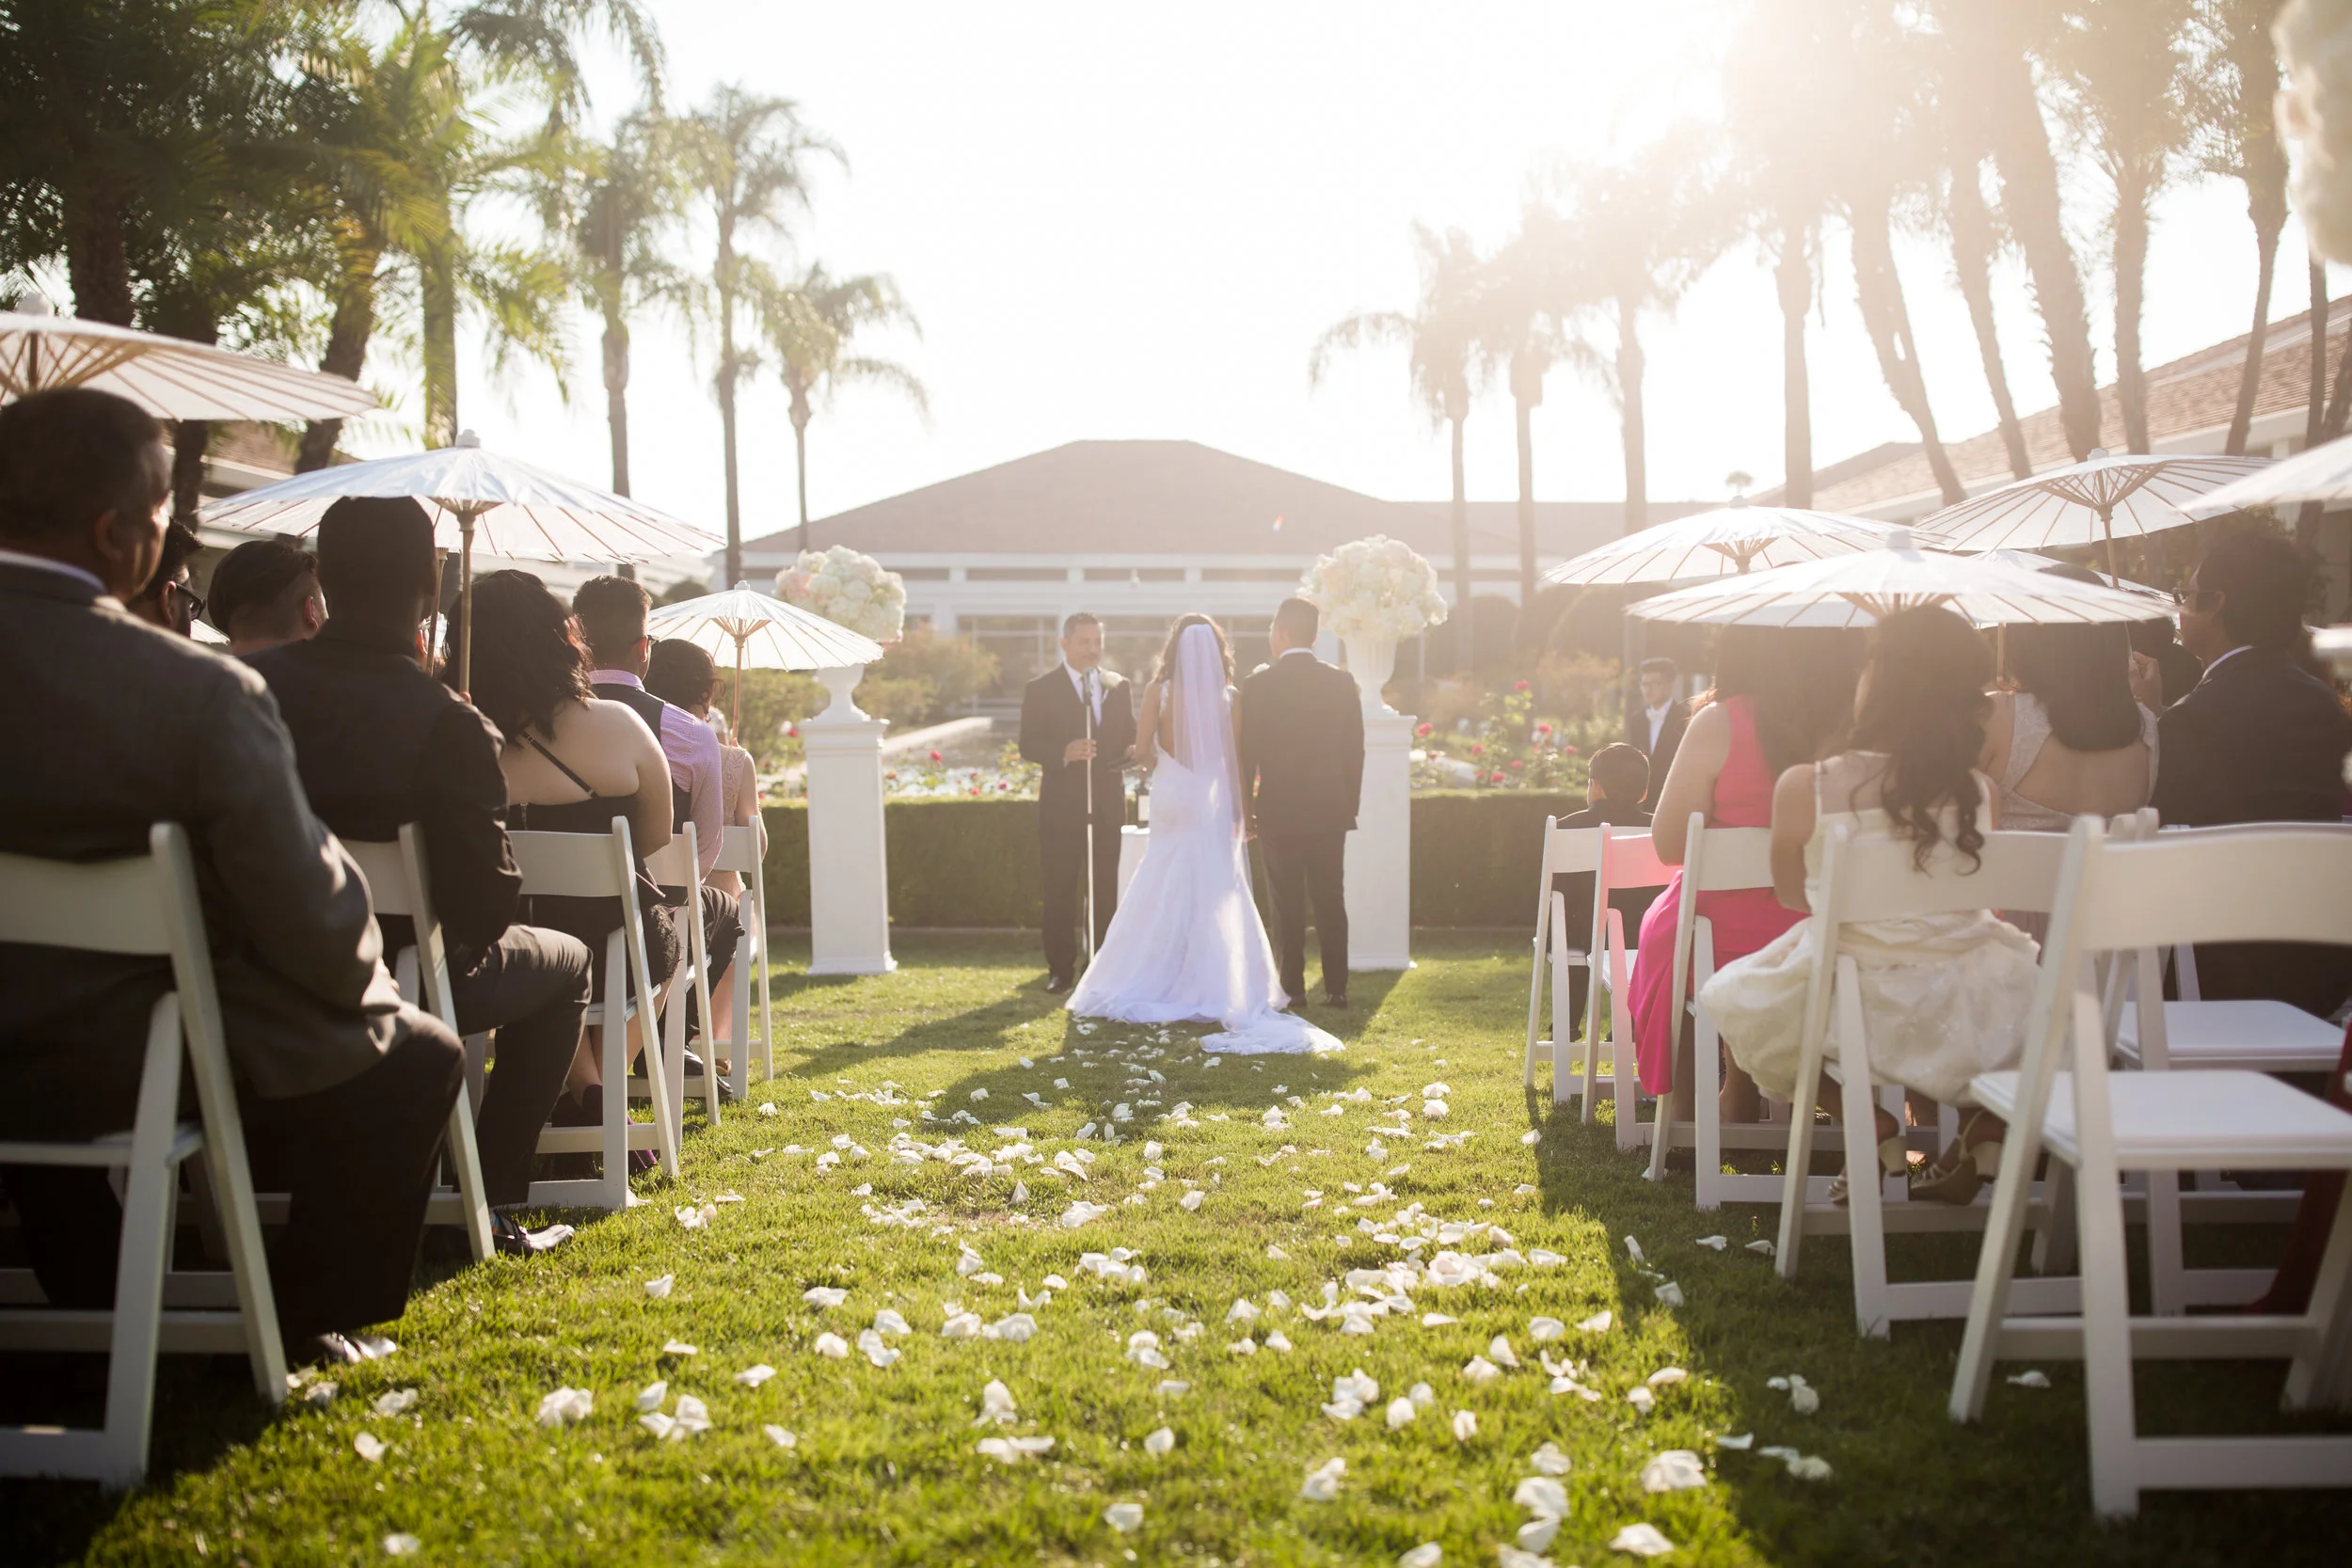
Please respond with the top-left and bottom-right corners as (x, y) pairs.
(1083, 672), (1098, 968)
(427, 547), (447, 673)
(452, 503), (484, 695)
(733, 626), (745, 735)
(2099, 502), (2119, 585)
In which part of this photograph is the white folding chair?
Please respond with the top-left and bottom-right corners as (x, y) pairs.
(1523, 816), (1598, 1093)
(1772, 825), (2076, 1338)
(1644, 817), (1818, 1199)
(710, 823), (772, 1101)
(0, 824), (286, 1487)
(1951, 816), (2352, 1518)
(511, 818), (679, 1210)
(1565, 826), (1673, 1150)
(640, 824), (720, 1130)
(342, 829), (494, 1262)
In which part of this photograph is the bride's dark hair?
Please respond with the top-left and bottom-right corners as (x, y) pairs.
(1847, 606), (1994, 870)
(1153, 612), (1232, 686)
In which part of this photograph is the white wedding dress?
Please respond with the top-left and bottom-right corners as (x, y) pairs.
(1068, 623), (1343, 1055)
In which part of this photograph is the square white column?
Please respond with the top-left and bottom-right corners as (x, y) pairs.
(1344, 712), (1415, 971)
(803, 719), (896, 975)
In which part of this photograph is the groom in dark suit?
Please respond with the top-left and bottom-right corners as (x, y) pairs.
(1239, 597), (1366, 1007)
(1018, 611), (1136, 991)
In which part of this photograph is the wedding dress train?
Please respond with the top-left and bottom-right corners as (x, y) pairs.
(1068, 623), (1341, 1055)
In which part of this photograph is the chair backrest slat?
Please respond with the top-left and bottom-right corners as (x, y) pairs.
(714, 824), (762, 875)
(1599, 827), (1673, 893)
(510, 823), (631, 898)
(342, 838), (414, 918)
(1540, 820), (1601, 879)
(0, 849), (172, 954)
(1827, 829), (2069, 923)
(1688, 826), (1774, 895)
(2075, 825), (2352, 950)
(643, 832), (698, 891)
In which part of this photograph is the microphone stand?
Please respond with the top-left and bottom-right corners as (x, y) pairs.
(1081, 671), (1097, 968)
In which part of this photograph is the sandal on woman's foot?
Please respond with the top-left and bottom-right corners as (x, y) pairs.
(1829, 1135), (1909, 1206)
(1910, 1135), (2001, 1205)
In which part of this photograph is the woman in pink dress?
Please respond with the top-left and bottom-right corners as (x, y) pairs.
(1629, 627), (1863, 1118)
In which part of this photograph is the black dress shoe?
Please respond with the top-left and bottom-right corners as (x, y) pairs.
(1044, 974), (1073, 994)
(1324, 993), (1349, 1008)
(492, 1212), (577, 1258)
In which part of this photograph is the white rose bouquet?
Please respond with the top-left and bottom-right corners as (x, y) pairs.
(775, 545), (906, 643)
(1298, 534), (1449, 641)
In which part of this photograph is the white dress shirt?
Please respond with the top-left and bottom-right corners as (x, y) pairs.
(1645, 702), (1673, 753)
(2200, 645), (2253, 682)
(1064, 660), (1102, 723)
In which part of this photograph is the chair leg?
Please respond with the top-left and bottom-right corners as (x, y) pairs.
(600, 947), (629, 1212)
(2076, 1139), (2143, 1519)
(2144, 1168), (2187, 1317)
(755, 911), (773, 1084)
(2283, 1176), (2352, 1411)
(1524, 907), (1549, 1092)
(1694, 945), (1723, 1209)
(1834, 986), (1893, 1339)
(442, 1079), (494, 1262)
(727, 933), (753, 1102)
(1609, 915), (1640, 1152)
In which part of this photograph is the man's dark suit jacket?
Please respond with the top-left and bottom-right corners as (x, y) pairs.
(0, 562), (400, 1104)
(1626, 699), (1689, 807)
(2151, 648), (2351, 828)
(1018, 664), (1136, 821)
(1238, 651), (1365, 835)
(249, 622), (520, 962)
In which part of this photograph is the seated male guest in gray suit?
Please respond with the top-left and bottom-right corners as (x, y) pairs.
(250, 498), (591, 1255)
(0, 388), (465, 1364)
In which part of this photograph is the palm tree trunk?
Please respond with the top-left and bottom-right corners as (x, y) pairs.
(1615, 294), (1648, 535)
(421, 242), (459, 448)
(1851, 190), (1963, 503)
(1956, 13), (2102, 459)
(62, 182), (134, 325)
(716, 229), (744, 588)
(297, 251), (378, 473)
(1449, 411), (1471, 673)
(1947, 161), (2029, 479)
(2300, 259), (2331, 549)
(604, 303), (632, 496)
(792, 408), (813, 553)
(2226, 178), (2288, 455)
(1775, 218), (1814, 509)
(2113, 159), (2153, 453)
(170, 421), (208, 531)
(1513, 380), (1536, 616)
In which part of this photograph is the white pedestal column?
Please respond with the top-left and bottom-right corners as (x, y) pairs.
(803, 665), (895, 975)
(1345, 712), (1414, 971)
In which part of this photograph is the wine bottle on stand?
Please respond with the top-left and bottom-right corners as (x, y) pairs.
(1135, 770), (1151, 829)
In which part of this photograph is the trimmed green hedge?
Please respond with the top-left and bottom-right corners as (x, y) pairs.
(759, 790), (1579, 930)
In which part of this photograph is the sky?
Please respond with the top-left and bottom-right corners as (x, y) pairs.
(379, 0), (2328, 555)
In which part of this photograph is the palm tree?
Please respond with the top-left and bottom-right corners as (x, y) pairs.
(1473, 214), (1585, 612)
(1539, 130), (1724, 535)
(680, 85), (842, 587)
(1937, 0), (2106, 460)
(2195, 0), (2292, 455)
(1937, 146), (2032, 480)
(543, 107), (689, 495)
(2056, 0), (2199, 454)
(761, 263), (925, 548)
(1309, 224), (1484, 670)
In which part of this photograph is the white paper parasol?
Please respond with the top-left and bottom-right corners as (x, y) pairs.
(1541, 502), (1930, 585)
(1629, 530), (2173, 629)
(1916, 451), (2268, 578)
(645, 581), (887, 728)
(0, 296), (378, 421)
(199, 431), (723, 689)
(2187, 429), (2352, 510)
(1969, 548), (2176, 608)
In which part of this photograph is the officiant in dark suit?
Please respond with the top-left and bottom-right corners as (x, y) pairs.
(1238, 597), (1365, 1006)
(1019, 611), (1136, 991)
(1624, 657), (1687, 809)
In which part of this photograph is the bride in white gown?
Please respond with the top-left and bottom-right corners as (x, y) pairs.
(1068, 616), (1342, 1054)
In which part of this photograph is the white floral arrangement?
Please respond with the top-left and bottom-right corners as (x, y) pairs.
(1298, 534), (1450, 641)
(775, 545), (906, 643)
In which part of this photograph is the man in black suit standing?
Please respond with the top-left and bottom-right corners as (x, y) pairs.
(2153, 529), (2352, 1016)
(1625, 657), (1687, 808)
(1018, 612), (1136, 992)
(1239, 597), (1366, 1007)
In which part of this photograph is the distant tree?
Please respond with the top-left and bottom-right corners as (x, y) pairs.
(2193, 0), (2293, 455)
(1472, 214), (1590, 611)
(1309, 223), (1485, 670)
(761, 262), (925, 547)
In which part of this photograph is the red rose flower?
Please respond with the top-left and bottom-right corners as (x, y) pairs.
(787, 725), (799, 738)
(1563, 745), (1580, 756)
(1535, 721), (1552, 735)
(930, 749), (944, 762)
(1489, 770), (1507, 784)
(1509, 759), (1525, 770)
(1416, 722), (1434, 737)
(1514, 679), (1530, 692)
(1470, 744), (1485, 757)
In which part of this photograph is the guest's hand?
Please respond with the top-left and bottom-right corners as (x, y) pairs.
(2127, 650), (2164, 711)
(1063, 738), (1097, 764)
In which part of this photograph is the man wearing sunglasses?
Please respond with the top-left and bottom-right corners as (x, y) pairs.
(2153, 529), (2352, 1017)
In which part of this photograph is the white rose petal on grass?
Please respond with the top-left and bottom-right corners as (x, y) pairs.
(1143, 1140), (1164, 1160)
(382, 1533), (421, 1557)
(1576, 1310), (1613, 1333)
(1226, 1297), (1261, 1324)
(1766, 1373), (1823, 1415)
(1179, 1190), (1205, 1212)
(1623, 1235), (1646, 1265)
(1060, 1200), (1109, 1228)
(1747, 1239), (1775, 1257)
(1716, 1432), (1755, 1449)
(1610, 1523), (1676, 1558)
(1496, 1550), (1552, 1568)
(812, 1332), (850, 1360)
(1695, 1235), (1728, 1251)
(857, 1329), (900, 1368)
(757, 1101), (778, 1117)
(987, 1313), (1038, 1343)
(1228, 1338), (1258, 1356)
(661, 1339), (699, 1356)
(1529, 1440), (1572, 1476)
(1399, 1545), (1443, 1568)
(735, 1364), (777, 1389)
(1144, 1425), (1176, 1456)
(1625, 1386), (1656, 1414)
(635, 1380), (668, 1413)
(354, 1432), (387, 1463)
(1646, 1367), (1688, 1388)
(1299, 1456), (1347, 1501)
(2007, 1370), (2051, 1389)
(873, 1308), (911, 1338)
(644, 1274), (675, 1300)
(1529, 1317), (1565, 1343)
(1653, 1281), (1685, 1309)
(764, 1424), (797, 1449)
(1451, 1408), (1477, 1442)
(803, 1287), (848, 1309)
(1520, 1128), (1542, 1147)
(372, 1388), (418, 1418)
(1518, 1516), (1563, 1554)
(943, 1311), (983, 1340)
(671, 1394), (711, 1436)
(638, 1411), (675, 1440)
(1514, 1475), (1568, 1519)
(976, 1379), (1019, 1427)
(1787, 1453), (1835, 1481)
(1409, 1380), (1436, 1408)
(1385, 1396), (1419, 1429)
(1460, 1354), (1502, 1386)
(1642, 1449), (1708, 1493)
(1104, 1501), (1145, 1533)
(1156, 1379), (1190, 1398)
(1489, 1335), (1519, 1369)
(1421, 1312), (1459, 1328)
(535, 1386), (593, 1427)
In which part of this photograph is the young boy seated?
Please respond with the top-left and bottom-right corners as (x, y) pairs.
(1552, 743), (1657, 1037)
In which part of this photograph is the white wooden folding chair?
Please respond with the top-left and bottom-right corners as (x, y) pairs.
(1644, 817), (1820, 1199)
(639, 824), (720, 1130)
(342, 829), (494, 1262)
(512, 818), (680, 1210)
(1951, 815), (2352, 1517)
(1565, 826), (1673, 1149)
(1772, 825), (2076, 1338)
(1523, 816), (1599, 1093)
(710, 823), (772, 1101)
(0, 824), (286, 1487)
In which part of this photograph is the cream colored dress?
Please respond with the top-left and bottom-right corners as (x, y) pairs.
(1699, 752), (2042, 1108)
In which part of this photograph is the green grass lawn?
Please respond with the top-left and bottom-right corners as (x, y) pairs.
(8, 931), (2351, 1566)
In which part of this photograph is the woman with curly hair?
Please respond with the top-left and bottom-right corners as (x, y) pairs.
(1702, 606), (2042, 1204)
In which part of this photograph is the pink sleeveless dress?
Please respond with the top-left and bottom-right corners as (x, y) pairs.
(1629, 694), (1803, 1096)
